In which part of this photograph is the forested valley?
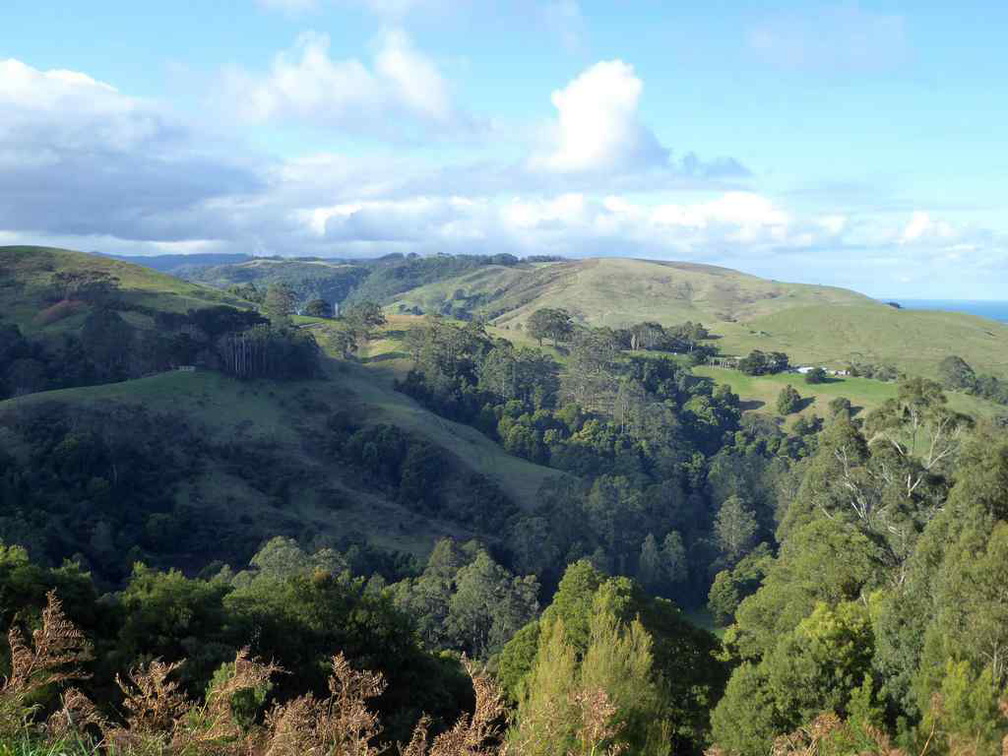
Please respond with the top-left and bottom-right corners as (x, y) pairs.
(1, 247), (1006, 755)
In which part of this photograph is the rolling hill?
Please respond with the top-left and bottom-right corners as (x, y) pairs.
(0, 246), (563, 582)
(394, 258), (872, 324)
(93, 249), (1008, 381)
(391, 257), (1008, 380)
(0, 245), (248, 336)
(0, 364), (560, 572)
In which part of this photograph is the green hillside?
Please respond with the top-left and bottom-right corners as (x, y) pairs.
(393, 258), (871, 323)
(0, 245), (247, 335)
(693, 365), (1003, 424)
(142, 250), (1008, 382)
(0, 246), (561, 580)
(0, 362), (560, 576)
(392, 257), (1008, 379)
(730, 303), (1008, 379)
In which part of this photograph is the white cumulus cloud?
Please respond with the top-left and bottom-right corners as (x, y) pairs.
(901, 211), (955, 243)
(222, 30), (457, 133)
(3, 56), (1003, 298)
(533, 59), (668, 174)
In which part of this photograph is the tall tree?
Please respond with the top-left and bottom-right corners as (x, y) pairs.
(936, 355), (977, 391)
(263, 283), (298, 322)
(343, 301), (386, 342)
(526, 308), (574, 348)
(714, 496), (758, 564)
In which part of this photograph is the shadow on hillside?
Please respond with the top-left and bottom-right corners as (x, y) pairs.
(740, 399), (765, 411)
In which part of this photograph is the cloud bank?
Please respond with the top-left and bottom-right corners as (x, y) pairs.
(0, 52), (1002, 297)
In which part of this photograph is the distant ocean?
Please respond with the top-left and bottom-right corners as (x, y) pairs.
(891, 300), (1008, 323)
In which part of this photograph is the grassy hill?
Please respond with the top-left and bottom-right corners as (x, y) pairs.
(393, 258), (871, 323)
(0, 246), (562, 579)
(0, 362), (561, 576)
(0, 245), (247, 335)
(730, 304), (1008, 379)
(693, 365), (1003, 425)
(106, 250), (1008, 381)
(392, 257), (1008, 380)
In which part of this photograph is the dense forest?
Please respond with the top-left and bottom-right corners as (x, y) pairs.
(1, 249), (1006, 755)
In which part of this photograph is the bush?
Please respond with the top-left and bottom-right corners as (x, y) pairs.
(776, 385), (802, 415)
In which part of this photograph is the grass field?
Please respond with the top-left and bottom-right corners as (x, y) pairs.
(392, 257), (1008, 381)
(693, 366), (1003, 423)
(724, 304), (1008, 380)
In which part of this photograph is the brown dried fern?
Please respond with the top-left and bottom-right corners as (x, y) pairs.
(264, 652), (386, 756)
(568, 688), (626, 756)
(105, 649), (285, 756)
(45, 686), (107, 742)
(427, 660), (508, 756)
(399, 715), (433, 756)
(771, 712), (904, 756)
(0, 591), (92, 738)
(201, 647), (284, 743)
(118, 659), (191, 735)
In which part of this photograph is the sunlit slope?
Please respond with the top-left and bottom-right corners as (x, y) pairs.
(394, 257), (1008, 379)
(0, 245), (247, 334)
(730, 304), (1008, 379)
(693, 365), (1004, 422)
(394, 258), (871, 325)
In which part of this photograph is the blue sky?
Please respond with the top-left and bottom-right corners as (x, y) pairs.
(1, 0), (1005, 297)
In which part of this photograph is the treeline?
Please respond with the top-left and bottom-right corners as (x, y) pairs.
(524, 308), (716, 360)
(939, 354), (1008, 405)
(209, 261), (372, 306)
(343, 253), (521, 307)
(217, 325), (319, 380)
(190, 252), (543, 320)
(0, 295), (319, 399)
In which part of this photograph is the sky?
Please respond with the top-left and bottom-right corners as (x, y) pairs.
(1, 1), (1006, 298)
